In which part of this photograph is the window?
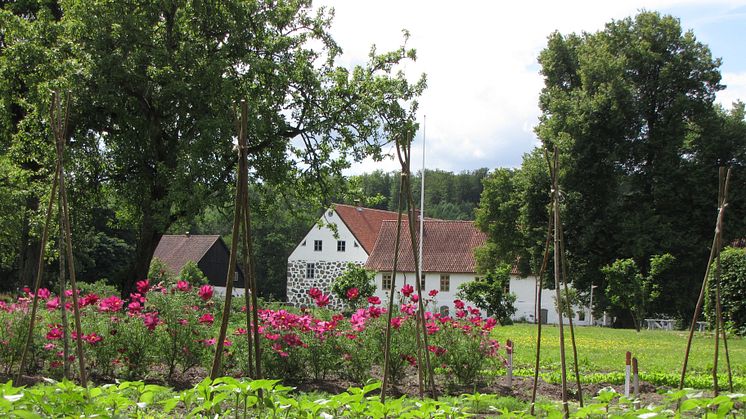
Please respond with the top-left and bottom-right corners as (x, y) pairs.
(420, 273), (426, 290)
(337, 240), (346, 252)
(439, 306), (450, 317)
(440, 275), (450, 292)
(382, 274), (392, 290)
(306, 263), (315, 279)
(314, 240), (322, 251)
(353, 241), (359, 248)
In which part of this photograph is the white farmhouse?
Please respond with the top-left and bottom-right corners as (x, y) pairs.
(286, 204), (399, 307)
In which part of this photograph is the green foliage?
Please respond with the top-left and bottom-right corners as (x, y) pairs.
(457, 263), (517, 324)
(473, 10), (746, 323)
(331, 263), (375, 309)
(602, 254), (675, 330)
(706, 246), (746, 335)
(1, 377), (746, 417)
(148, 257), (175, 286)
(351, 168), (489, 219)
(178, 261), (207, 287)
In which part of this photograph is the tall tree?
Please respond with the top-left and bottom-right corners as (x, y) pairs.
(477, 11), (745, 322)
(4, 0), (426, 293)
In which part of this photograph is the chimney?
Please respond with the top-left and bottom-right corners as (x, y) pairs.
(354, 199), (362, 211)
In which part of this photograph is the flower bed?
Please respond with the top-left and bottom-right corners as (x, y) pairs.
(0, 282), (507, 389)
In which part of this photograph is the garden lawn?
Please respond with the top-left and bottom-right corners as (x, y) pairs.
(492, 324), (746, 382)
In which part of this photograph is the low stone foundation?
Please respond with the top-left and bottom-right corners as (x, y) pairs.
(287, 260), (361, 309)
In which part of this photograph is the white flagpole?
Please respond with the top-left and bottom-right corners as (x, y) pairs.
(419, 116), (426, 283)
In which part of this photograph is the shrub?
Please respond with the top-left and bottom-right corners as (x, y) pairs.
(331, 264), (376, 310)
(179, 261), (208, 286)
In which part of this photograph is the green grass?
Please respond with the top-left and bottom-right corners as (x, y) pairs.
(492, 324), (746, 382)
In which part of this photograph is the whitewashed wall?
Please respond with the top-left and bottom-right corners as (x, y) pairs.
(288, 210), (369, 263)
(509, 276), (591, 325)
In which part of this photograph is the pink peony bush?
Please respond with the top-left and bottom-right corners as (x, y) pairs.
(0, 281), (506, 388)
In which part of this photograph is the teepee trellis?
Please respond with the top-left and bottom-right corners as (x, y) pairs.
(209, 100), (261, 380)
(529, 147), (583, 417)
(679, 167), (733, 393)
(17, 91), (88, 387)
(380, 128), (437, 401)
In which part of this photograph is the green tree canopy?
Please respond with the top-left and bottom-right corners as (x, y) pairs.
(476, 11), (746, 323)
(3, 0), (426, 294)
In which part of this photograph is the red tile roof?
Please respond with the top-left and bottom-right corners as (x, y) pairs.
(365, 220), (486, 273)
(153, 235), (221, 274)
(333, 204), (401, 254)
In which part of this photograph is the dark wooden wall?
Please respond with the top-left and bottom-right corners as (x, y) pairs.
(199, 240), (245, 288)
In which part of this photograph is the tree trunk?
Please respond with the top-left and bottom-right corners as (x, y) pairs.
(122, 213), (163, 297)
(17, 196), (40, 289)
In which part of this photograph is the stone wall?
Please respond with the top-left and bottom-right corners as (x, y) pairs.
(287, 260), (362, 309)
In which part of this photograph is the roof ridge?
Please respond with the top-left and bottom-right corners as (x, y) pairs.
(161, 234), (221, 237)
(332, 203), (399, 215)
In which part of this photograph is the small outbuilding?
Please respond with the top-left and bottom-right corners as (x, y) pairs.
(152, 234), (244, 295)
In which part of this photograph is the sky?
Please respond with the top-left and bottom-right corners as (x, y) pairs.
(312, 0), (746, 175)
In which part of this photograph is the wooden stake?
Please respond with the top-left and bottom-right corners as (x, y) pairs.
(506, 339), (513, 388)
(633, 357), (640, 409)
(624, 351), (631, 398)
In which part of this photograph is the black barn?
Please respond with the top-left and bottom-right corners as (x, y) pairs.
(152, 234), (245, 288)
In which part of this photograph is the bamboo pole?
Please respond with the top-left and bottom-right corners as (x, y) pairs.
(210, 100), (249, 380)
(558, 219), (583, 406)
(58, 194), (71, 380)
(529, 216), (553, 416)
(381, 171), (406, 402)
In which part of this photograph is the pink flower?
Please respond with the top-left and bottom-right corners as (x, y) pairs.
(198, 313), (214, 325)
(80, 293), (99, 307)
(264, 333), (280, 341)
(202, 338), (216, 346)
(428, 289), (438, 297)
(425, 321), (439, 335)
(198, 285), (214, 301)
(176, 280), (190, 292)
(314, 294), (330, 308)
(427, 345), (447, 356)
(454, 299), (465, 309)
(98, 296), (123, 312)
(367, 296), (381, 305)
(411, 294), (419, 303)
(143, 312), (159, 331)
(46, 327), (63, 340)
(44, 343), (56, 351)
(46, 297), (60, 311)
(271, 343), (288, 357)
(136, 279), (150, 294)
(484, 317), (498, 330)
(391, 317), (403, 329)
(307, 288), (322, 299)
(346, 288), (359, 300)
(36, 288), (51, 300)
(401, 303), (416, 316)
(223, 340), (232, 347)
(233, 328), (247, 335)
(401, 284), (414, 297)
(83, 333), (103, 345)
(127, 301), (142, 314)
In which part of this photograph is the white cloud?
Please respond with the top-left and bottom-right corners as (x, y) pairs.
(316, 0), (746, 174)
(717, 72), (746, 108)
